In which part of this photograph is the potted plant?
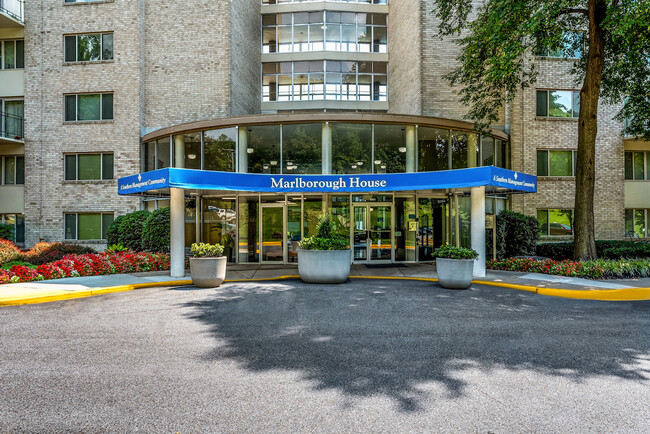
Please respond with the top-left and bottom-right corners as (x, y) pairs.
(433, 244), (479, 289)
(189, 242), (226, 288)
(297, 213), (351, 284)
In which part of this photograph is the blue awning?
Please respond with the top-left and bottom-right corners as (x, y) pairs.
(118, 167), (537, 196)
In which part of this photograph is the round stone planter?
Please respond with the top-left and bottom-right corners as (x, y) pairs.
(189, 256), (227, 288)
(436, 257), (475, 289)
(298, 249), (351, 284)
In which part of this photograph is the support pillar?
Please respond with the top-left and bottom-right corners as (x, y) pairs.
(170, 187), (185, 278)
(174, 135), (185, 168)
(322, 122), (331, 174)
(471, 186), (486, 277)
(238, 128), (248, 173)
(405, 125), (416, 172)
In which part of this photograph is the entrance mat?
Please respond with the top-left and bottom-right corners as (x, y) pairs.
(364, 264), (406, 269)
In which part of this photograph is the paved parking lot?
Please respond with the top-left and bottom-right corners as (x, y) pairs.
(1, 280), (649, 432)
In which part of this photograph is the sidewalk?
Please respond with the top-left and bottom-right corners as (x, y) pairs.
(2, 264), (650, 306)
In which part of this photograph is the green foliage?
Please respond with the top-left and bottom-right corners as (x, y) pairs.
(432, 0), (650, 138)
(0, 239), (22, 265)
(433, 244), (479, 260)
(106, 215), (125, 247)
(116, 211), (151, 252)
(496, 210), (539, 258)
(298, 213), (349, 251)
(190, 242), (224, 258)
(0, 224), (14, 241)
(142, 207), (171, 253)
(105, 243), (129, 253)
(537, 241), (650, 260)
(489, 257), (650, 279)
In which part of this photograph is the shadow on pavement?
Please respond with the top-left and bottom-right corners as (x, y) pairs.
(183, 279), (650, 412)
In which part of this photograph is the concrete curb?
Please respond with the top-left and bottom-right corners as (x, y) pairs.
(2, 275), (649, 306)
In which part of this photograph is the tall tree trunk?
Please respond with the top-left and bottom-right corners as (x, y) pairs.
(573, 0), (606, 261)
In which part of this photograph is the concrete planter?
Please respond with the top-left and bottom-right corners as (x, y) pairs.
(298, 249), (351, 284)
(189, 256), (227, 288)
(436, 258), (475, 289)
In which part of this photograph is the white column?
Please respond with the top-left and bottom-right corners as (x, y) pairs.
(170, 187), (185, 278)
(238, 128), (248, 173)
(174, 135), (185, 168)
(322, 122), (331, 174)
(405, 125), (416, 172)
(471, 186), (486, 277)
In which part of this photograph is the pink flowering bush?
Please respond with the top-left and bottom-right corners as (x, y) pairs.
(487, 257), (617, 279)
(0, 251), (170, 285)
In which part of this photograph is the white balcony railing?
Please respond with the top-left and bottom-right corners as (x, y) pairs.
(0, 0), (24, 24)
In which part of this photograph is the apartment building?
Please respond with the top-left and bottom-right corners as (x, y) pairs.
(0, 0), (25, 245)
(9, 0), (649, 263)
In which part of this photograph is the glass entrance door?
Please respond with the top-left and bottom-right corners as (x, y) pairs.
(418, 198), (448, 261)
(352, 204), (392, 263)
(261, 204), (285, 263)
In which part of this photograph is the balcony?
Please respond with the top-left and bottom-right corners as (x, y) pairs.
(0, 0), (24, 27)
(1, 111), (24, 144)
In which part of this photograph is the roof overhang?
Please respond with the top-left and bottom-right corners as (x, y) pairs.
(118, 167), (537, 197)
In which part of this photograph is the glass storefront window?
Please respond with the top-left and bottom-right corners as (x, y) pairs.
(374, 124), (406, 173)
(173, 133), (201, 170)
(418, 127), (449, 172)
(204, 128), (237, 172)
(481, 136), (494, 166)
(247, 125), (281, 174)
(394, 196), (416, 261)
(329, 195), (350, 237)
(538, 209), (573, 236)
(303, 196), (323, 239)
(185, 199), (197, 247)
(282, 123), (322, 174)
(287, 197), (302, 263)
(239, 196), (259, 263)
(331, 123), (372, 174)
(156, 138), (171, 170)
(203, 198), (237, 262)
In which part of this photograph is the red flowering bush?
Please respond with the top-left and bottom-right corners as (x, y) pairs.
(488, 257), (606, 279)
(0, 251), (170, 285)
(0, 239), (21, 265)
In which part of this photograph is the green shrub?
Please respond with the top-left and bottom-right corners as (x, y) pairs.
(433, 244), (479, 260)
(105, 243), (129, 253)
(0, 224), (14, 241)
(190, 242), (224, 258)
(106, 215), (125, 247)
(1, 261), (37, 270)
(298, 214), (348, 251)
(536, 241), (650, 260)
(488, 257), (650, 279)
(142, 207), (170, 253)
(117, 210), (151, 252)
(496, 210), (539, 258)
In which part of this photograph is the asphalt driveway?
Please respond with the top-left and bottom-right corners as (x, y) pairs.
(1, 280), (649, 432)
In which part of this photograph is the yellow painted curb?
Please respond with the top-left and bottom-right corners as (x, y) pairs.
(2, 275), (649, 306)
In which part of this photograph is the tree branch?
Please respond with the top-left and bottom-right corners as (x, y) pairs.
(557, 8), (589, 17)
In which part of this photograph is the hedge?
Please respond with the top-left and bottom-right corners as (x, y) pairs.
(0, 223), (14, 241)
(116, 210), (151, 252)
(488, 257), (650, 279)
(494, 210), (539, 258)
(142, 207), (171, 253)
(536, 241), (650, 260)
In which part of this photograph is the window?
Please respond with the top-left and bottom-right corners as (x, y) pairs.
(64, 33), (113, 62)
(1, 156), (25, 185)
(262, 0), (387, 5)
(536, 31), (583, 58)
(64, 153), (114, 181)
(1, 214), (25, 244)
(536, 90), (580, 117)
(64, 213), (114, 240)
(1, 40), (25, 69)
(625, 209), (648, 238)
(624, 151), (649, 180)
(64, 0), (108, 3)
(537, 209), (573, 236)
(262, 12), (387, 54)
(263, 61), (387, 102)
(1, 99), (24, 139)
(537, 150), (577, 176)
(64, 93), (113, 121)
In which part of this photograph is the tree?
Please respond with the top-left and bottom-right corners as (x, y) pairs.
(432, 0), (650, 260)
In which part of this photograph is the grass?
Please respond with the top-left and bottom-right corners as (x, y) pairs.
(1, 261), (37, 270)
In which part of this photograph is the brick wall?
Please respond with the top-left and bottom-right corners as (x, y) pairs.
(230, 0), (261, 117)
(24, 0), (142, 248)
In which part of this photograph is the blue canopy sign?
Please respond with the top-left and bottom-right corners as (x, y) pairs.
(118, 166), (536, 195)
